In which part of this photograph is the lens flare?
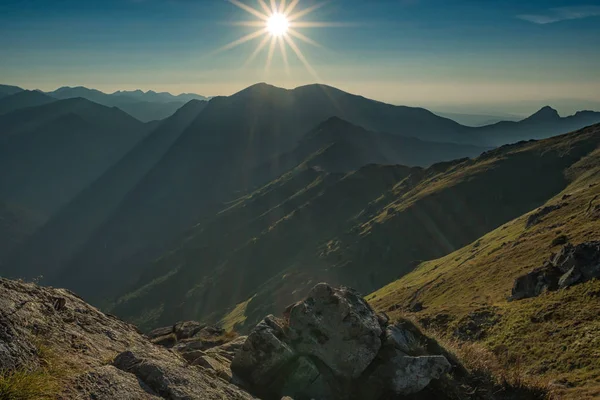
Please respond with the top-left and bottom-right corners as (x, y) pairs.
(267, 12), (290, 37)
(221, 0), (344, 78)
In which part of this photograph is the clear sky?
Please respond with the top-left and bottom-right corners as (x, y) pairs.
(1, 0), (599, 114)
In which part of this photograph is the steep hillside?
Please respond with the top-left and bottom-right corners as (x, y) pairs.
(0, 90), (56, 114)
(368, 124), (600, 399)
(0, 98), (151, 222)
(8, 99), (207, 284)
(110, 124), (600, 334)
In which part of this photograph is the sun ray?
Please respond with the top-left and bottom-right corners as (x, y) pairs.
(216, 28), (267, 53)
(288, 1), (328, 21)
(287, 28), (322, 48)
(230, 20), (267, 27)
(284, 0), (301, 16)
(223, 0), (341, 78)
(257, 0), (272, 16)
(278, 36), (290, 75)
(228, 0), (269, 21)
(278, 0), (287, 13)
(284, 34), (319, 79)
(244, 34), (272, 66)
(290, 21), (356, 28)
(265, 36), (277, 71)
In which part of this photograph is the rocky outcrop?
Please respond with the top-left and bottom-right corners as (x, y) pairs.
(511, 241), (600, 300)
(525, 204), (564, 228)
(231, 283), (452, 400)
(287, 283), (383, 379)
(0, 278), (254, 399)
(113, 349), (252, 400)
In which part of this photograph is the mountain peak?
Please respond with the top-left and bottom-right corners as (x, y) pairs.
(525, 106), (560, 122)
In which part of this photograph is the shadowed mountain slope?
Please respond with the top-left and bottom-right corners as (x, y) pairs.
(108, 124), (600, 334)
(257, 116), (488, 180)
(6, 99), (207, 283)
(0, 98), (151, 219)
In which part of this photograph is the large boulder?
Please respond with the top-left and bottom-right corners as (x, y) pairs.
(287, 283), (382, 379)
(231, 315), (296, 388)
(232, 283), (451, 400)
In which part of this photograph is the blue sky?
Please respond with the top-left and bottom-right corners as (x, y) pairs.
(1, 0), (599, 114)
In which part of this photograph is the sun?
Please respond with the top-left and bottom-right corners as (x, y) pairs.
(220, 0), (341, 77)
(267, 12), (289, 37)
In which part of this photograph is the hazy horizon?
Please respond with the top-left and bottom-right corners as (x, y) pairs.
(2, 0), (600, 116)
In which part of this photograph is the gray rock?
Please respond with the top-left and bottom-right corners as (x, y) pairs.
(362, 349), (451, 398)
(384, 324), (421, 355)
(70, 365), (162, 399)
(147, 325), (174, 340)
(558, 266), (582, 289)
(287, 283), (382, 379)
(193, 354), (233, 382)
(174, 321), (206, 340)
(231, 315), (296, 388)
(0, 278), (255, 399)
(276, 356), (326, 400)
(205, 335), (247, 362)
(114, 350), (254, 399)
(387, 353), (451, 394)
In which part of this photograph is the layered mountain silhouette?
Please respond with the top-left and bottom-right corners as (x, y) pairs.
(478, 105), (600, 145)
(257, 116), (487, 181)
(5, 84), (487, 295)
(112, 89), (208, 103)
(46, 86), (191, 122)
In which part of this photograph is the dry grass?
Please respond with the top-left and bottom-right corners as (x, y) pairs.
(0, 343), (64, 400)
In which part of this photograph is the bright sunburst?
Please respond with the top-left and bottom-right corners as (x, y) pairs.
(267, 13), (289, 37)
(220, 0), (336, 77)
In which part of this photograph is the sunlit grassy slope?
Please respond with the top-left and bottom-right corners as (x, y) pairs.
(368, 127), (600, 399)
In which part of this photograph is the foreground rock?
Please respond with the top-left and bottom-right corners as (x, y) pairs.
(0, 278), (254, 399)
(511, 241), (600, 300)
(231, 283), (452, 400)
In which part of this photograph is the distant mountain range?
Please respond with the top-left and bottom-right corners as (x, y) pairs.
(0, 84), (209, 122)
